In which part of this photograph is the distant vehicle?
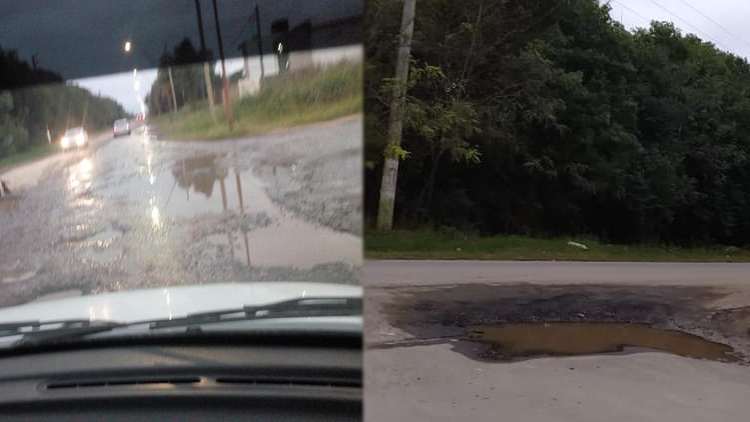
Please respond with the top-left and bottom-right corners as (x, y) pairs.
(113, 118), (131, 137)
(60, 127), (88, 150)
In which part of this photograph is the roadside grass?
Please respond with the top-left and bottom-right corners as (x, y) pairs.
(153, 60), (362, 140)
(365, 229), (750, 262)
(0, 143), (57, 174)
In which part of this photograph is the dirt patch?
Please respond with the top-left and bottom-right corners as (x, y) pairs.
(250, 116), (362, 235)
(372, 284), (750, 364)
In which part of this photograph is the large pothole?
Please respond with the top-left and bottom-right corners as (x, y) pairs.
(467, 322), (739, 363)
(375, 284), (750, 364)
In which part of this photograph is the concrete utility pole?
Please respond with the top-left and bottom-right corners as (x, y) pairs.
(376, 0), (417, 231)
(212, 0), (234, 130)
(194, 0), (216, 112)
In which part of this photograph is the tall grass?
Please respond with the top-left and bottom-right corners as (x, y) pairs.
(154, 60), (362, 140)
(365, 230), (750, 262)
(0, 142), (56, 172)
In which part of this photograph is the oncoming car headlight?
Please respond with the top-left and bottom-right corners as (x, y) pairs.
(61, 137), (70, 149)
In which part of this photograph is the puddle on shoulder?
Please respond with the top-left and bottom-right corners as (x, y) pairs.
(467, 322), (739, 363)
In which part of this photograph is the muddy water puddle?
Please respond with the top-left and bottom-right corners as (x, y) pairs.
(166, 153), (361, 268)
(468, 323), (738, 363)
(83, 139), (361, 269)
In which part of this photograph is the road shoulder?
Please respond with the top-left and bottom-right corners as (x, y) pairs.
(0, 131), (112, 191)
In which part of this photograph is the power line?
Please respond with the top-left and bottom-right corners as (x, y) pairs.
(675, 0), (750, 51)
(644, 0), (730, 51)
(610, 0), (652, 27)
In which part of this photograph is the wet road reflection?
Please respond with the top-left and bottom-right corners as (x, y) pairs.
(171, 154), (252, 267)
(0, 116), (362, 306)
(67, 158), (93, 194)
(172, 154), (226, 199)
(164, 150), (360, 269)
(82, 128), (361, 270)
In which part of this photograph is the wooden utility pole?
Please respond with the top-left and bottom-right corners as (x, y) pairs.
(255, 4), (265, 82)
(376, 0), (417, 231)
(167, 66), (178, 112)
(194, 0), (216, 112)
(212, 0), (234, 130)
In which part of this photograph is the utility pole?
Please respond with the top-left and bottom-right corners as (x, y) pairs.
(376, 0), (417, 231)
(212, 0), (234, 130)
(240, 42), (251, 78)
(255, 4), (265, 82)
(167, 66), (178, 113)
(194, 0), (216, 113)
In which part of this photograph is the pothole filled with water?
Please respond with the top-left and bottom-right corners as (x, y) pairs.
(467, 322), (739, 363)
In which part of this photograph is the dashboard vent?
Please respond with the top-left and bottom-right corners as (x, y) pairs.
(215, 377), (360, 388)
(46, 377), (201, 390)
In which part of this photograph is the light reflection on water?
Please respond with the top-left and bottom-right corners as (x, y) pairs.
(165, 153), (361, 268)
(151, 205), (161, 230)
(67, 157), (93, 194)
(72, 137), (360, 270)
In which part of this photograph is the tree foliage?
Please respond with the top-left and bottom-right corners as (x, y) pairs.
(146, 38), (218, 116)
(366, 0), (750, 245)
(0, 46), (127, 159)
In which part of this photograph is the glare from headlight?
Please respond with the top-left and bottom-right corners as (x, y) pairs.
(61, 137), (70, 149)
(75, 134), (85, 146)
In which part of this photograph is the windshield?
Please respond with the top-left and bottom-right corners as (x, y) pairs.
(0, 0), (363, 338)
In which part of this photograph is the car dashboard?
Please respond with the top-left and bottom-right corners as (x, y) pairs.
(0, 333), (361, 421)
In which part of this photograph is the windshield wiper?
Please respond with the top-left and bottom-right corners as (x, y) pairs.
(0, 319), (125, 347)
(148, 296), (362, 329)
(0, 296), (361, 348)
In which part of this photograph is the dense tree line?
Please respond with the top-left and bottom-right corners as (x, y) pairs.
(146, 38), (219, 116)
(366, 0), (750, 246)
(1, 46), (127, 158)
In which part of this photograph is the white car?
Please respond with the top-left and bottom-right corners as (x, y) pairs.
(113, 118), (131, 137)
(60, 127), (88, 150)
(0, 282), (362, 332)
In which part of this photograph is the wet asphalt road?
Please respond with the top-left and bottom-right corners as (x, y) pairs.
(0, 117), (362, 306)
(365, 260), (750, 422)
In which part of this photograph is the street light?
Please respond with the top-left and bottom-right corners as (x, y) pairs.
(123, 39), (177, 114)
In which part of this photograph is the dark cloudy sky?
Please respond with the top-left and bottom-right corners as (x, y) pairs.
(0, 0), (362, 81)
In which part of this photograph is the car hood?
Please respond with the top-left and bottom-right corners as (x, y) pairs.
(0, 282), (361, 324)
